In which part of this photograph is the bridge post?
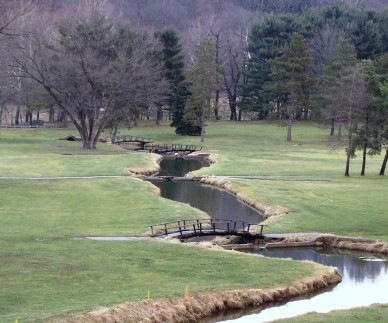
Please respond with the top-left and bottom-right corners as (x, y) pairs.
(227, 222), (230, 231)
(192, 224), (196, 233)
(164, 223), (168, 235)
(212, 223), (216, 232)
(247, 224), (251, 232)
(199, 223), (202, 233)
(233, 222), (237, 230)
(150, 226), (154, 236)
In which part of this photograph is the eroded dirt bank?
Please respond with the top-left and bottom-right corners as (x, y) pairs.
(57, 264), (341, 323)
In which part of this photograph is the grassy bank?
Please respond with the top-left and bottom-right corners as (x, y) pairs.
(0, 126), (317, 322)
(0, 121), (386, 322)
(130, 121), (387, 241)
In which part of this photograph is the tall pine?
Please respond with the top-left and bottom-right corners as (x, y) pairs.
(321, 39), (367, 176)
(184, 36), (220, 142)
(266, 33), (314, 141)
(155, 27), (185, 127)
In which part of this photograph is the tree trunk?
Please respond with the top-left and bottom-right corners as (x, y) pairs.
(238, 109), (242, 121)
(380, 147), (388, 176)
(111, 125), (119, 144)
(200, 102), (205, 143)
(214, 89), (219, 120)
(49, 106), (55, 122)
(330, 118), (335, 136)
(229, 102), (237, 121)
(0, 104), (3, 125)
(345, 107), (353, 177)
(337, 123), (342, 140)
(15, 104), (21, 125)
(156, 105), (163, 125)
(287, 115), (293, 141)
(360, 115), (369, 176)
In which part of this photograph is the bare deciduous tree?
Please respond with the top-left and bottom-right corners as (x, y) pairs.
(13, 10), (169, 149)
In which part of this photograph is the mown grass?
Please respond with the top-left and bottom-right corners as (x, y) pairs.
(1, 239), (313, 322)
(130, 121), (387, 241)
(0, 125), (316, 322)
(0, 121), (386, 322)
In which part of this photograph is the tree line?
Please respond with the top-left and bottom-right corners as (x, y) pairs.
(238, 5), (388, 176)
(0, 1), (387, 175)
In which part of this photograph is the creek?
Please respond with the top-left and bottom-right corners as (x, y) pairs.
(152, 157), (388, 322)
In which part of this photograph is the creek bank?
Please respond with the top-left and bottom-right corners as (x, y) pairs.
(222, 234), (388, 254)
(126, 152), (285, 220)
(316, 234), (388, 255)
(97, 151), (387, 323)
(198, 176), (289, 220)
(58, 264), (341, 323)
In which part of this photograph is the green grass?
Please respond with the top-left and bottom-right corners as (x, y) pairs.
(133, 121), (387, 241)
(0, 121), (386, 321)
(0, 126), (316, 322)
(1, 240), (313, 322)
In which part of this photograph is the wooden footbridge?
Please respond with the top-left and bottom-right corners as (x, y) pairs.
(148, 219), (266, 239)
(149, 144), (202, 155)
(113, 136), (202, 155)
(113, 136), (152, 150)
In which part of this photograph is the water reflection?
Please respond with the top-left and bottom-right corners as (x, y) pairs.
(155, 181), (263, 224)
(158, 158), (205, 177)
(155, 157), (388, 322)
(216, 248), (388, 322)
(257, 248), (388, 283)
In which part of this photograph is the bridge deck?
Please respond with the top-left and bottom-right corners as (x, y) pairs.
(113, 137), (202, 154)
(149, 144), (202, 154)
(148, 219), (266, 239)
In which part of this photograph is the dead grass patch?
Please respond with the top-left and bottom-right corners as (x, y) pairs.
(124, 154), (162, 176)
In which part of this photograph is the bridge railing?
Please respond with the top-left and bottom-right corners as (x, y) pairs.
(150, 144), (202, 154)
(113, 136), (152, 144)
(147, 219), (265, 237)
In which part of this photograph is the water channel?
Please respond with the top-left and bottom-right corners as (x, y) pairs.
(152, 157), (388, 322)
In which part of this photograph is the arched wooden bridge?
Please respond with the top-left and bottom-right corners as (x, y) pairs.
(113, 136), (202, 154)
(149, 144), (202, 155)
(113, 136), (152, 150)
(148, 219), (266, 239)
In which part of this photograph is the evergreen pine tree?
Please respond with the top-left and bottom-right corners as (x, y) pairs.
(184, 36), (220, 142)
(321, 39), (367, 176)
(155, 27), (185, 127)
(266, 33), (314, 141)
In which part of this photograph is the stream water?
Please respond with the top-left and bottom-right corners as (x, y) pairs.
(153, 157), (388, 322)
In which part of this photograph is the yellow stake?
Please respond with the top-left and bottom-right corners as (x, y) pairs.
(147, 290), (151, 299)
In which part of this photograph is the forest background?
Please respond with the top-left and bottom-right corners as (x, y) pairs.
(1, 0), (388, 174)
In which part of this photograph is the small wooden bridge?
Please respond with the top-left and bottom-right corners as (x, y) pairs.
(113, 136), (152, 150)
(149, 144), (202, 155)
(148, 219), (266, 239)
(113, 136), (202, 155)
